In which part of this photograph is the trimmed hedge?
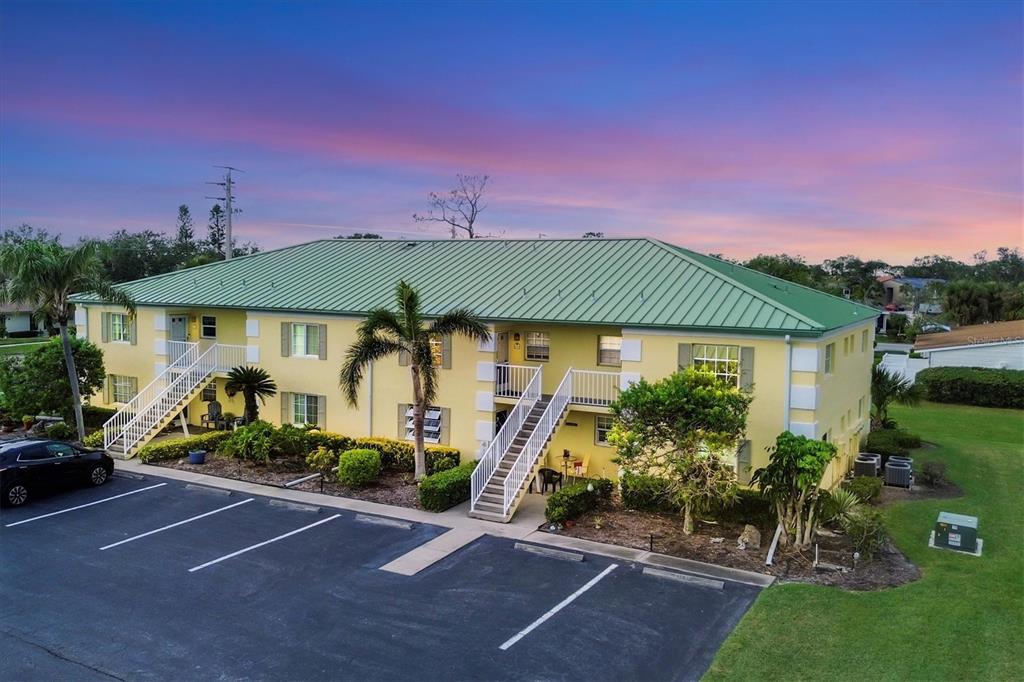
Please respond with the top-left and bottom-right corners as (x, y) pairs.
(418, 462), (476, 512)
(916, 367), (1024, 409)
(82, 405), (116, 428)
(338, 448), (382, 486)
(865, 429), (920, 458)
(620, 472), (680, 513)
(137, 431), (232, 462)
(544, 479), (614, 523)
(305, 430), (354, 454)
(45, 422), (75, 441)
(82, 430), (105, 448)
(845, 475), (883, 503)
(351, 437), (461, 475)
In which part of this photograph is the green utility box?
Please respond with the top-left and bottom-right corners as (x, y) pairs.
(934, 512), (978, 553)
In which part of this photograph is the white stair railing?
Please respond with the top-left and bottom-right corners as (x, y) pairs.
(471, 365), (542, 508)
(494, 363), (541, 399)
(214, 344), (248, 373)
(570, 369), (620, 406)
(503, 368), (573, 515)
(104, 344), (218, 455)
(103, 341), (198, 449)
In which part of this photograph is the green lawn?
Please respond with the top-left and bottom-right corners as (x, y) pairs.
(707, 402), (1024, 681)
(0, 341), (47, 357)
(0, 336), (47, 345)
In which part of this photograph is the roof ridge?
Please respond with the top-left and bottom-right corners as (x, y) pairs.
(645, 239), (824, 329)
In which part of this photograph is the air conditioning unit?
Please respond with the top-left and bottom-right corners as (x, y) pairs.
(884, 460), (912, 488)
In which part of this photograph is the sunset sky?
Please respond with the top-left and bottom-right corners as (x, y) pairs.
(1, 0), (1021, 263)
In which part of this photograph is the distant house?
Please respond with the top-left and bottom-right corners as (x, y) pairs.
(914, 320), (1024, 371)
(0, 303), (41, 337)
(880, 276), (945, 313)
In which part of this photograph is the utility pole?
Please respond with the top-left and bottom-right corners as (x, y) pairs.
(206, 165), (244, 260)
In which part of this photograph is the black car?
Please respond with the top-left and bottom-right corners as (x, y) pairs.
(0, 438), (114, 507)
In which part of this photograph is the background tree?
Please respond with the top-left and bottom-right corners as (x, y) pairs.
(413, 174), (489, 239)
(0, 240), (135, 440)
(743, 254), (816, 286)
(751, 432), (837, 548)
(224, 365), (278, 423)
(98, 229), (178, 282)
(338, 232), (382, 239)
(582, 231), (605, 239)
(609, 369), (753, 533)
(871, 365), (921, 429)
(340, 281), (490, 479)
(822, 255), (888, 303)
(0, 338), (105, 421)
(207, 204), (227, 255)
(175, 204), (194, 245)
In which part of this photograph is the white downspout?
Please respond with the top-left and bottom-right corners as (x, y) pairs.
(367, 361), (374, 436)
(783, 334), (792, 432)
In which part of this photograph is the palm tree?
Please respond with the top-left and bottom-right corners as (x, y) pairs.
(340, 281), (490, 480)
(224, 365), (278, 424)
(871, 364), (921, 430)
(0, 240), (135, 441)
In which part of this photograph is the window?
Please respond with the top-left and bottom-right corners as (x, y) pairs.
(841, 415), (846, 432)
(292, 393), (320, 426)
(110, 313), (130, 342)
(430, 336), (444, 366)
(111, 375), (136, 403)
(403, 404), (444, 444)
(202, 380), (217, 402)
(595, 415), (614, 445)
(861, 329), (869, 352)
(858, 396), (865, 419)
(201, 315), (217, 338)
(291, 323), (321, 357)
(843, 336), (850, 355)
(692, 344), (740, 386)
(597, 336), (622, 366)
(46, 443), (76, 458)
(17, 445), (52, 462)
(822, 430), (830, 443)
(824, 343), (835, 375)
(525, 331), (550, 361)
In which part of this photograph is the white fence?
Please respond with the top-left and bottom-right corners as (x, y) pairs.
(569, 369), (619, 406)
(495, 363), (540, 398)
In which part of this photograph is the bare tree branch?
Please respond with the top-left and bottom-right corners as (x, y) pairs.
(413, 174), (489, 239)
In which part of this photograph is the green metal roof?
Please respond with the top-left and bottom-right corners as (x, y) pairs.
(72, 238), (878, 336)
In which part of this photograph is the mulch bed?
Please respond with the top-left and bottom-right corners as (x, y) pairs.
(878, 481), (962, 505)
(155, 453), (423, 509)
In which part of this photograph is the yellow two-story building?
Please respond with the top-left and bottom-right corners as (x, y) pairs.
(73, 238), (876, 521)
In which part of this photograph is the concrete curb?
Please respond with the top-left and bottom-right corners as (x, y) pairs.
(356, 514), (412, 530)
(514, 542), (584, 562)
(119, 459), (776, 588)
(643, 567), (724, 590)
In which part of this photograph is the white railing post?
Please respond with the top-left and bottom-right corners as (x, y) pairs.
(471, 365), (542, 508)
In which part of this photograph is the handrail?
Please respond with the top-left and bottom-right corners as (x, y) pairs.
(502, 367), (573, 515)
(569, 369), (620, 406)
(494, 363), (541, 398)
(471, 365), (542, 508)
(102, 341), (198, 449)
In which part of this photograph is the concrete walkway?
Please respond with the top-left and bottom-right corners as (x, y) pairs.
(117, 459), (774, 587)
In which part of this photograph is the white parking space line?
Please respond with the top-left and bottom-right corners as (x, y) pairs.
(499, 563), (618, 651)
(4, 483), (167, 527)
(100, 498), (255, 550)
(188, 514), (341, 573)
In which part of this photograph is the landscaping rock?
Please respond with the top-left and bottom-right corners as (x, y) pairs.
(737, 524), (761, 550)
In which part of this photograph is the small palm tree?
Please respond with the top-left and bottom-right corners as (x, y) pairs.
(340, 280), (490, 480)
(871, 364), (921, 430)
(0, 240), (134, 441)
(224, 366), (278, 424)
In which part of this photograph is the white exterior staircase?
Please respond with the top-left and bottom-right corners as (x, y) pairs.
(102, 342), (246, 459)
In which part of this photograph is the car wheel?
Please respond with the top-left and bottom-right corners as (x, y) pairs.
(3, 483), (29, 507)
(89, 465), (110, 486)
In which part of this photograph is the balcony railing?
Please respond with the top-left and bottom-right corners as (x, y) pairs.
(495, 363), (541, 399)
(569, 369), (620, 406)
(167, 340), (247, 373)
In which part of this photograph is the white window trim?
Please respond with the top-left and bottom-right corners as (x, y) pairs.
(595, 415), (614, 447)
(824, 343), (836, 375)
(111, 375), (134, 404)
(691, 343), (741, 387)
(291, 393), (319, 426)
(110, 313), (131, 344)
(597, 335), (622, 367)
(525, 331), (550, 362)
(404, 405), (443, 444)
(290, 323), (321, 359)
(200, 315), (217, 339)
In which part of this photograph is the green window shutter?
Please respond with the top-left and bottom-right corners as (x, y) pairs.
(280, 391), (292, 425)
(397, 403), (408, 438)
(129, 317), (138, 346)
(398, 349), (410, 366)
(281, 322), (291, 357)
(318, 324), (328, 360)
(104, 376), (112, 404)
(317, 395), (326, 428)
(101, 312), (110, 343)
(740, 347), (755, 391)
(441, 335), (452, 369)
(440, 407), (451, 445)
(129, 376), (138, 399)
(677, 343), (692, 370)
(736, 440), (752, 484)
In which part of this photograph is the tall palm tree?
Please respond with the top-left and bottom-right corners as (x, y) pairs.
(224, 365), (278, 424)
(871, 364), (921, 430)
(0, 240), (135, 441)
(340, 281), (491, 480)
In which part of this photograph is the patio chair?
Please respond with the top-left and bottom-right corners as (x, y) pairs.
(201, 400), (223, 430)
(538, 468), (563, 493)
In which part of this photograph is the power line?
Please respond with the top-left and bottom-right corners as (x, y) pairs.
(206, 165), (244, 260)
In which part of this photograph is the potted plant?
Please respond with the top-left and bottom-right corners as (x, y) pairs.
(188, 450), (207, 465)
(0, 416), (14, 433)
(22, 415), (34, 431)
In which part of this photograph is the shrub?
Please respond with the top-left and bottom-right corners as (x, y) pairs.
(137, 431), (232, 462)
(916, 367), (1024, 409)
(845, 475), (883, 504)
(270, 423), (310, 458)
(305, 430), (354, 454)
(893, 430), (922, 449)
(865, 430), (910, 458)
(220, 421), (276, 463)
(544, 479), (614, 524)
(45, 422), (75, 441)
(711, 488), (775, 528)
(418, 462), (476, 512)
(620, 472), (680, 513)
(821, 488), (862, 525)
(841, 508), (887, 560)
(919, 460), (948, 487)
(305, 445), (339, 476)
(337, 448), (382, 487)
(353, 437), (413, 470)
(425, 446), (461, 475)
(82, 430), (105, 448)
(82, 405), (116, 428)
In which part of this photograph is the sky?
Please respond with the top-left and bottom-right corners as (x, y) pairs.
(1, 0), (1021, 263)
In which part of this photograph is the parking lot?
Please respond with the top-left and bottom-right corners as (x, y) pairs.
(1, 473), (761, 681)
